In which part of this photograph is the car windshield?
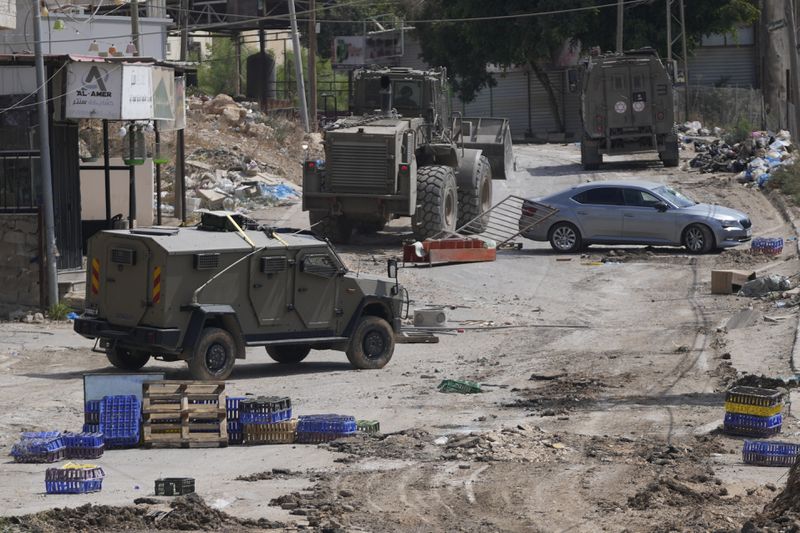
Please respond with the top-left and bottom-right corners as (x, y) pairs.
(653, 185), (696, 208)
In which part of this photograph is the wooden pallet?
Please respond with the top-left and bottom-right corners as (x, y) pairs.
(142, 381), (228, 448)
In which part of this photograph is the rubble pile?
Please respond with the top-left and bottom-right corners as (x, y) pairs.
(680, 121), (794, 186)
(154, 93), (323, 218)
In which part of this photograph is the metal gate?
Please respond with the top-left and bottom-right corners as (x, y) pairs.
(50, 122), (82, 270)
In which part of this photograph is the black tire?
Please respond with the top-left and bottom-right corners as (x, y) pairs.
(581, 140), (602, 171)
(346, 316), (395, 370)
(266, 345), (311, 364)
(683, 224), (714, 254)
(549, 222), (583, 253)
(188, 327), (237, 381)
(106, 346), (150, 371)
(309, 211), (353, 244)
(412, 165), (458, 240)
(661, 142), (680, 168)
(457, 155), (493, 233)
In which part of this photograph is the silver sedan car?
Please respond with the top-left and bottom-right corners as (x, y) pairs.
(520, 181), (752, 253)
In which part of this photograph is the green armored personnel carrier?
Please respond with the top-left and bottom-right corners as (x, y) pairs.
(580, 49), (679, 170)
(74, 211), (405, 381)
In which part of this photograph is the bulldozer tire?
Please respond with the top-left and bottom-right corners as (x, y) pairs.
(412, 165), (458, 240)
(106, 346), (150, 371)
(309, 211), (353, 244)
(266, 345), (311, 364)
(346, 316), (395, 369)
(188, 327), (237, 381)
(457, 155), (492, 233)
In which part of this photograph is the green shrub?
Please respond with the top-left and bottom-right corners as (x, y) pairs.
(48, 302), (71, 321)
(723, 117), (754, 145)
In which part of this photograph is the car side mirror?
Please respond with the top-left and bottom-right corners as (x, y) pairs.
(387, 259), (398, 279)
(654, 202), (669, 212)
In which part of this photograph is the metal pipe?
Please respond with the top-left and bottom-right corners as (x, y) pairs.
(130, 0), (140, 56)
(616, 0), (624, 52)
(32, 1), (59, 307)
(154, 124), (162, 225)
(288, 0), (310, 131)
(128, 127), (136, 227)
(102, 120), (111, 224)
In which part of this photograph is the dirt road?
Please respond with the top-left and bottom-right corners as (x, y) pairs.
(1, 144), (798, 532)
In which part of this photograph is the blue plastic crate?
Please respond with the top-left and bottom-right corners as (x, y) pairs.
(240, 408), (292, 425)
(724, 412), (782, 437)
(742, 440), (800, 466)
(82, 423), (100, 434)
(11, 433), (65, 463)
(296, 415), (357, 443)
(63, 432), (105, 459)
(45, 466), (104, 494)
(84, 400), (102, 425)
(239, 397), (292, 426)
(100, 395), (141, 448)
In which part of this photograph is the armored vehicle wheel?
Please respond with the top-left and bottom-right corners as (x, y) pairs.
(266, 345), (311, 364)
(346, 316), (395, 370)
(309, 211), (353, 244)
(580, 140), (602, 171)
(457, 155), (492, 233)
(660, 141), (680, 168)
(189, 327), (237, 381)
(412, 165), (458, 240)
(106, 346), (150, 371)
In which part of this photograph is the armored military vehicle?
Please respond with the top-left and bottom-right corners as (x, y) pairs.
(579, 49), (679, 170)
(74, 211), (405, 381)
(303, 66), (513, 243)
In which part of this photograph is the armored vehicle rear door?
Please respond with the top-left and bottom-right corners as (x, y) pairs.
(629, 64), (652, 128)
(249, 251), (292, 326)
(99, 238), (150, 327)
(605, 67), (632, 129)
(293, 250), (340, 329)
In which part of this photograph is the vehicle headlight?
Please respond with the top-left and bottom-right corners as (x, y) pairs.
(720, 220), (739, 228)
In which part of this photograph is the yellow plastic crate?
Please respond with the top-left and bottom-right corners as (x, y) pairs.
(725, 401), (783, 417)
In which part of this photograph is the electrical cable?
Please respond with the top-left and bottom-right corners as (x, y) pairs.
(0, 0), (648, 48)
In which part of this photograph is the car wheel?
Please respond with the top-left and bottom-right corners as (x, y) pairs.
(106, 346), (150, 371)
(188, 327), (237, 380)
(549, 222), (582, 253)
(683, 224), (714, 254)
(266, 345), (311, 364)
(345, 316), (395, 370)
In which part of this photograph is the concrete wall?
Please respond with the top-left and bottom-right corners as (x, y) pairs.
(0, 213), (42, 314)
(0, 0), (15, 30)
(80, 158), (154, 224)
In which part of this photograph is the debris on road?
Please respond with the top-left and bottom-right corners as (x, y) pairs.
(403, 237), (497, 266)
(711, 269), (756, 294)
(437, 379), (482, 394)
(738, 275), (792, 297)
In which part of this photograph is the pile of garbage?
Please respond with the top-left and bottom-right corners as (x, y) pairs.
(188, 94), (276, 139)
(680, 121), (794, 186)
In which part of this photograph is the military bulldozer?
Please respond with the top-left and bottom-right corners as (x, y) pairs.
(303, 66), (513, 243)
(579, 49), (679, 170)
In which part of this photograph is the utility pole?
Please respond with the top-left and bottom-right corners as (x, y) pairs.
(616, 0), (624, 52)
(786, 0), (800, 136)
(176, 0), (189, 222)
(679, 0), (689, 120)
(288, 0), (310, 132)
(32, 1), (59, 307)
(308, 0), (318, 131)
(666, 0), (672, 62)
(130, 0), (140, 56)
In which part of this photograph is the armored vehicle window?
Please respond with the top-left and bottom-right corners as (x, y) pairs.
(261, 256), (288, 274)
(393, 81), (421, 109)
(301, 254), (339, 278)
(111, 248), (136, 265)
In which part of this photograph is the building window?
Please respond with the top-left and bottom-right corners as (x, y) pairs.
(701, 26), (754, 47)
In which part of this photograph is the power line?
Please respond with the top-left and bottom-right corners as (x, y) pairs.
(2, 0), (647, 48)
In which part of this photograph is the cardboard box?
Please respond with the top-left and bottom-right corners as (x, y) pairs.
(711, 269), (756, 294)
